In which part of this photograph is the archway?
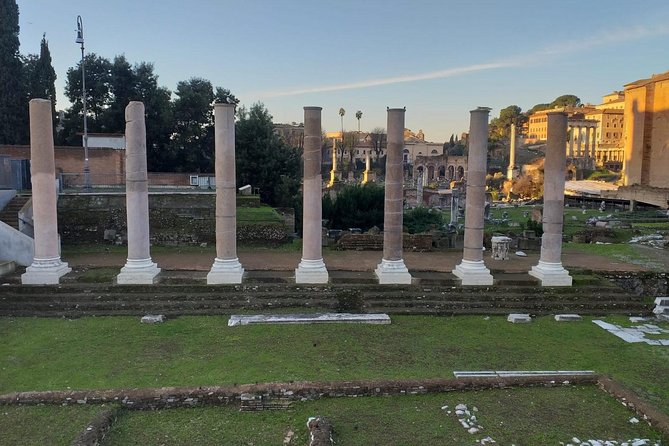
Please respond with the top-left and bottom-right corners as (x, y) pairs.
(457, 166), (465, 180)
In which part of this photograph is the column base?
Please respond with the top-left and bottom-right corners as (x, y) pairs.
(207, 258), (245, 284)
(295, 258), (329, 284)
(21, 257), (71, 285)
(529, 261), (572, 286)
(452, 259), (493, 285)
(375, 259), (412, 285)
(117, 258), (161, 284)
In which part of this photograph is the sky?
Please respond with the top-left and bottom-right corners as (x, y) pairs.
(14, 0), (669, 143)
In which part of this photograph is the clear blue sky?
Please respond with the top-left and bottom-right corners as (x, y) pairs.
(15, 0), (669, 143)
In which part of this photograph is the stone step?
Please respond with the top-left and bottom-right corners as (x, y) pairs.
(0, 297), (650, 318)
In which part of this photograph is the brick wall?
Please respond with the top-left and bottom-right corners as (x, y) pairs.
(0, 145), (125, 176)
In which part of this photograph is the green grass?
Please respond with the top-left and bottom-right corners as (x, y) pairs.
(100, 386), (667, 445)
(236, 205), (284, 223)
(1, 315), (668, 417)
(0, 404), (107, 446)
(566, 243), (665, 271)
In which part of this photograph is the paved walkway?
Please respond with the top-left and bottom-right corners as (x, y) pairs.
(62, 247), (661, 273)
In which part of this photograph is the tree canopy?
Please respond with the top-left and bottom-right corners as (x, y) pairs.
(0, 0), (25, 144)
(235, 103), (301, 207)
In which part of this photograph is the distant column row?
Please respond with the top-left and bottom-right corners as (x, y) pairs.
(22, 100), (571, 287)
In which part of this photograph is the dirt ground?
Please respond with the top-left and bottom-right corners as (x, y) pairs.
(62, 246), (669, 273)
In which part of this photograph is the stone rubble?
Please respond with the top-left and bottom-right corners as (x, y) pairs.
(140, 314), (165, 324)
(561, 439), (659, 445)
(593, 320), (669, 345)
(441, 403), (660, 446)
(507, 313), (532, 323)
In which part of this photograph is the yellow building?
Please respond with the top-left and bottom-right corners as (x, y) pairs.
(623, 70), (669, 189)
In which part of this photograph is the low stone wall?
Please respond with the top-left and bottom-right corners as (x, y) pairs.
(337, 233), (432, 251)
(600, 271), (668, 297)
(0, 375), (599, 410)
(57, 193), (289, 246)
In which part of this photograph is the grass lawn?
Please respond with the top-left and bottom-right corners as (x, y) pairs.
(566, 242), (665, 271)
(236, 205), (284, 224)
(1, 315), (668, 418)
(0, 404), (106, 446)
(101, 386), (667, 445)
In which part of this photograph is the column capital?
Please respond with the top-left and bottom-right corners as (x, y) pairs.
(470, 106), (491, 114)
(214, 102), (236, 110)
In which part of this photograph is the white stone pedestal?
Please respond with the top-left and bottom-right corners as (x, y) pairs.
(452, 259), (494, 285)
(529, 261), (572, 286)
(117, 258), (161, 284)
(375, 259), (412, 285)
(295, 258), (329, 284)
(207, 258), (244, 284)
(21, 257), (71, 285)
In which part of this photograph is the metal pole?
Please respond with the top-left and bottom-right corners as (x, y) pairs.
(77, 15), (91, 190)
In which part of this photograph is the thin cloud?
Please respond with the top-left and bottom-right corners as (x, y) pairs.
(257, 62), (519, 98)
(256, 23), (669, 99)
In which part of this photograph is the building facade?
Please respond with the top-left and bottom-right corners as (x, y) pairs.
(623, 70), (669, 189)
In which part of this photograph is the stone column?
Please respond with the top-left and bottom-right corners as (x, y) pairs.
(591, 126), (598, 160)
(568, 126), (574, 158)
(529, 111), (572, 286)
(296, 107), (328, 283)
(328, 138), (337, 187)
(207, 103), (244, 284)
(576, 126), (583, 157)
(22, 99), (72, 284)
(452, 107), (493, 285)
(507, 123), (517, 180)
(584, 127), (591, 159)
(362, 152), (371, 184)
(375, 107), (411, 284)
(117, 102), (160, 284)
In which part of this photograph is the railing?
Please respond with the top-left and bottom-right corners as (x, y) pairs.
(58, 172), (216, 193)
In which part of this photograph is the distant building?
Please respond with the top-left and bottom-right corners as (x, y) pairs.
(623, 70), (669, 189)
(273, 123), (304, 149)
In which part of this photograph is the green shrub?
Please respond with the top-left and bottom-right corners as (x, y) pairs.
(323, 184), (384, 231)
(403, 207), (443, 234)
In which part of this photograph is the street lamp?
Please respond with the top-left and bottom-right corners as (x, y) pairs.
(76, 15), (91, 189)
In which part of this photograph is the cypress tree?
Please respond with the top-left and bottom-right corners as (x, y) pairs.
(0, 0), (25, 144)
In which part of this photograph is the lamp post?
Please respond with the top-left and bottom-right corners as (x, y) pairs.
(338, 108), (345, 167)
(76, 15), (91, 189)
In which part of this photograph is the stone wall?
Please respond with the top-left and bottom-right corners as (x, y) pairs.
(600, 271), (668, 297)
(0, 145), (125, 177)
(57, 193), (289, 246)
(337, 233), (432, 251)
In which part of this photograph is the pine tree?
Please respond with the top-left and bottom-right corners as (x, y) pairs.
(23, 33), (58, 136)
(0, 0), (26, 144)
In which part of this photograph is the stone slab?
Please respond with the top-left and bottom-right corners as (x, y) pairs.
(453, 370), (596, 378)
(507, 313), (532, 323)
(554, 314), (582, 322)
(141, 314), (165, 324)
(654, 297), (669, 306)
(228, 313), (391, 327)
(0, 261), (16, 277)
(593, 319), (669, 345)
